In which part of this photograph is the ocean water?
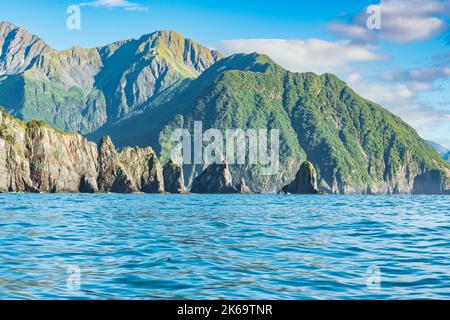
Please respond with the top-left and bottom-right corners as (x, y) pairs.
(0, 194), (449, 300)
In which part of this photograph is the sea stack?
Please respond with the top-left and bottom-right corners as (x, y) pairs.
(163, 160), (186, 193)
(97, 136), (165, 193)
(191, 163), (239, 194)
(281, 161), (319, 194)
(97, 136), (137, 193)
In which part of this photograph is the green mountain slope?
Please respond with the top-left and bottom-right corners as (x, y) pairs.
(1, 22), (448, 194)
(0, 22), (221, 134)
(90, 53), (450, 194)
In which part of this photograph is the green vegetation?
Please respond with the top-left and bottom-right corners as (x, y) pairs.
(52, 149), (63, 161)
(1, 20), (448, 192)
(0, 122), (16, 144)
(99, 53), (448, 192)
(0, 30), (221, 136)
(0, 106), (16, 144)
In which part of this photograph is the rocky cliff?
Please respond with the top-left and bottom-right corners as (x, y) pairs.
(113, 53), (449, 194)
(0, 110), (164, 193)
(191, 163), (239, 194)
(281, 161), (320, 194)
(163, 160), (186, 193)
(1, 22), (449, 194)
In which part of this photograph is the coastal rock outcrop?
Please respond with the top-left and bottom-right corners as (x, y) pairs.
(119, 147), (165, 193)
(413, 169), (450, 195)
(191, 163), (239, 194)
(2, 109), (449, 195)
(236, 178), (253, 194)
(97, 136), (165, 193)
(281, 161), (319, 194)
(97, 136), (137, 193)
(0, 112), (98, 193)
(163, 160), (186, 193)
(0, 111), (165, 193)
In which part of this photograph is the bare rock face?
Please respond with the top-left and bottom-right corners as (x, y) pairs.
(236, 178), (253, 194)
(0, 111), (166, 194)
(281, 161), (319, 194)
(0, 131), (32, 192)
(26, 125), (99, 193)
(0, 21), (49, 74)
(119, 147), (165, 193)
(0, 112), (98, 193)
(97, 136), (165, 193)
(163, 160), (186, 193)
(191, 163), (239, 194)
(413, 169), (450, 195)
(97, 136), (136, 193)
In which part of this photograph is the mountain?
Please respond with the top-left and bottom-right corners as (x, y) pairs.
(88, 53), (450, 194)
(426, 140), (449, 157)
(444, 152), (450, 163)
(0, 21), (221, 134)
(1, 22), (449, 194)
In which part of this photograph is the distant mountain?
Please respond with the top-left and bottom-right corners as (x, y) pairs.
(0, 21), (221, 134)
(88, 53), (450, 194)
(426, 140), (449, 157)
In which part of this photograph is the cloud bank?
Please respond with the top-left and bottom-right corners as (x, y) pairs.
(216, 38), (385, 74)
(329, 0), (449, 43)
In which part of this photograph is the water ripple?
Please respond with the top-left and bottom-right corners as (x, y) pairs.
(0, 194), (449, 299)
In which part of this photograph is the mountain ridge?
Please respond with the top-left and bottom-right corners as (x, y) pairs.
(0, 21), (222, 134)
(88, 52), (450, 193)
(1, 22), (449, 194)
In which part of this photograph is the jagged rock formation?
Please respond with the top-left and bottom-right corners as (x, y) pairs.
(236, 178), (253, 194)
(281, 161), (319, 194)
(0, 111), (98, 193)
(0, 111), (164, 193)
(119, 146), (165, 193)
(163, 160), (186, 193)
(97, 137), (164, 193)
(97, 136), (136, 193)
(191, 163), (239, 194)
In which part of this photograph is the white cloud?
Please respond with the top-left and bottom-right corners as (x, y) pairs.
(80, 0), (148, 12)
(330, 0), (449, 43)
(216, 38), (385, 74)
(381, 66), (450, 83)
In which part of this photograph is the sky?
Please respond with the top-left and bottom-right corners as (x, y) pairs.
(1, 0), (450, 148)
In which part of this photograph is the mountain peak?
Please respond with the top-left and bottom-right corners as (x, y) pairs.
(0, 20), (17, 30)
(205, 52), (283, 75)
(148, 29), (185, 40)
(0, 21), (49, 74)
(133, 29), (222, 78)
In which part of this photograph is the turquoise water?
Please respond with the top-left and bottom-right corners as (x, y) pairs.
(0, 194), (449, 300)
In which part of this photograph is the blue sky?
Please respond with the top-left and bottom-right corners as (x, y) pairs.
(1, 0), (450, 147)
